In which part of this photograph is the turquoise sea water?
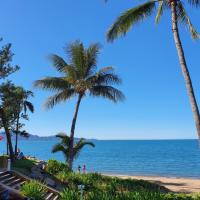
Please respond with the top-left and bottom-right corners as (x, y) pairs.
(0, 139), (200, 178)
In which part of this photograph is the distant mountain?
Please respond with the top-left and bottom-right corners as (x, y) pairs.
(0, 132), (97, 141)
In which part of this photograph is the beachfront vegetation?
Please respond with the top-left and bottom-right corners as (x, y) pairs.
(0, 40), (34, 161)
(45, 159), (69, 174)
(52, 133), (95, 168)
(12, 158), (36, 175)
(21, 180), (47, 200)
(0, 82), (34, 161)
(12, 87), (34, 155)
(107, 0), (200, 140)
(19, 160), (200, 200)
(0, 41), (20, 160)
(34, 40), (125, 170)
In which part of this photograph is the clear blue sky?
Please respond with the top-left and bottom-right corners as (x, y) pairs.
(0, 0), (200, 139)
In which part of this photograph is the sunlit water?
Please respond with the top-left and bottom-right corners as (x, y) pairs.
(0, 139), (200, 178)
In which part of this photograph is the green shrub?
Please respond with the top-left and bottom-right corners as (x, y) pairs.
(21, 180), (47, 200)
(60, 189), (80, 200)
(45, 159), (69, 175)
(13, 159), (36, 171)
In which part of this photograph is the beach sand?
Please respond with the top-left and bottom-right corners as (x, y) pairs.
(106, 174), (200, 193)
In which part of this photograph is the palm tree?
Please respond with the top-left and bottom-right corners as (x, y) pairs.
(13, 87), (34, 155)
(52, 133), (95, 168)
(107, 1), (200, 139)
(34, 41), (124, 170)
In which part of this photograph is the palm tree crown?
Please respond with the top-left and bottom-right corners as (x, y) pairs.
(34, 41), (125, 108)
(52, 133), (95, 164)
(107, 0), (199, 42)
(106, 0), (200, 140)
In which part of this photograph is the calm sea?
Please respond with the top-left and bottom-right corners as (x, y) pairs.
(0, 139), (200, 178)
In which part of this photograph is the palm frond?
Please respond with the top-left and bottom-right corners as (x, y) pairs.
(88, 67), (122, 86)
(44, 89), (76, 109)
(50, 54), (68, 73)
(90, 85), (125, 103)
(177, 2), (200, 39)
(66, 41), (86, 77)
(52, 143), (65, 153)
(187, 0), (200, 7)
(24, 101), (34, 113)
(85, 43), (101, 77)
(73, 138), (95, 159)
(155, 1), (163, 24)
(107, 1), (156, 42)
(34, 77), (71, 91)
(56, 133), (70, 145)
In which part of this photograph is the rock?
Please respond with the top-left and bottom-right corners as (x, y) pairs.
(30, 171), (44, 180)
(31, 164), (44, 180)
(44, 177), (56, 187)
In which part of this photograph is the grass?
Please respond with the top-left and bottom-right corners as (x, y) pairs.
(55, 171), (167, 193)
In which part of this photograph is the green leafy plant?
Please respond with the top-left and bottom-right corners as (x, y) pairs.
(60, 189), (80, 200)
(21, 180), (47, 200)
(52, 133), (95, 170)
(45, 159), (69, 175)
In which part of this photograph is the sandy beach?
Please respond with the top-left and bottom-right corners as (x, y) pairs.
(107, 174), (200, 193)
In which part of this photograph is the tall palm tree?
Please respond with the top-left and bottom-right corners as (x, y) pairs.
(107, 1), (200, 139)
(34, 41), (124, 170)
(13, 87), (34, 155)
(52, 133), (95, 168)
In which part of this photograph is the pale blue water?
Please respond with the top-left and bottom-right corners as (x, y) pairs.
(0, 139), (200, 178)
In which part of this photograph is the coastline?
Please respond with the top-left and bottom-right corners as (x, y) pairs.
(104, 173), (200, 193)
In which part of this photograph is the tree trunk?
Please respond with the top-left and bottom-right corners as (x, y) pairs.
(0, 108), (14, 161)
(15, 113), (20, 155)
(170, 1), (200, 139)
(68, 94), (83, 170)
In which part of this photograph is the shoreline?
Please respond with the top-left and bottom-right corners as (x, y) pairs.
(103, 173), (200, 193)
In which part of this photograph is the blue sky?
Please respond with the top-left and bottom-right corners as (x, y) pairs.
(0, 0), (200, 139)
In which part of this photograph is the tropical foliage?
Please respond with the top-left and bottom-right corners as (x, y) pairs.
(0, 40), (33, 160)
(52, 133), (95, 169)
(12, 87), (34, 155)
(44, 170), (200, 200)
(107, 0), (199, 41)
(21, 180), (47, 200)
(0, 40), (20, 160)
(45, 159), (69, 174)
(34, 40), (124, 170)
(107, 0), (200, 140)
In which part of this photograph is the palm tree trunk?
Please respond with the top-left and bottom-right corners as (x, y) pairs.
(68, 94), (83, 170)
(0, 107), (14, 161)
(170, 1), (200, 139)
(15, 113), (20, 155)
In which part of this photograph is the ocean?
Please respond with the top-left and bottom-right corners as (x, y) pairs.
(0, 139), (200, 178)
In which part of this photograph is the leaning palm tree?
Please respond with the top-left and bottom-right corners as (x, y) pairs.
(107, 0), (200, 139)
(34, 40), (124, 170)
(52, 133), (95, 169)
